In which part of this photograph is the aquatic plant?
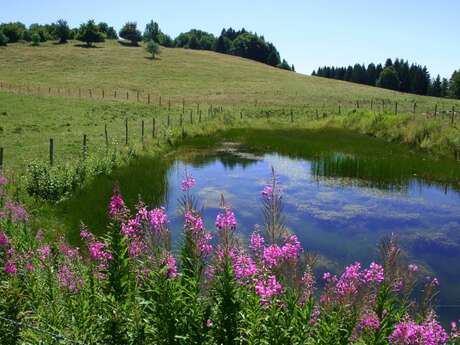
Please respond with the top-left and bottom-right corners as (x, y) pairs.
(0, 172), (459, 344)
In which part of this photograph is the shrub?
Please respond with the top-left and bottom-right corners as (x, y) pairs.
(76, 20), (105, 47)
(30, 33), (41, 46)
(0, 22), (26, 43)
(119, 22), (142, 46)
(145, 40), (160, 59)
(0, 31), (8, 46)
(54, 19), (70, 44)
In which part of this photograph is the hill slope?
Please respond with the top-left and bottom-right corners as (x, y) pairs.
(1, 40), (459, 110)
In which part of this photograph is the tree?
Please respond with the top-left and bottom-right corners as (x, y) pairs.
(144, 20), (160, 42)
(31, 33), (41, 46)
(376, 66), (400, 90)
(429, 75), (442, 97)
(450, 70), (460, 99)
(277, 59), (292, 71)
(76, 20), (105, 47)
(0, 22), (26, 43)
(441, 78), (449, 97)
(145, 40), (160, 59)
(0, 31), (8, 46)
(119, 22), (142, 46)
(54, 19), (70, 44)
(98, 22), (117, 39)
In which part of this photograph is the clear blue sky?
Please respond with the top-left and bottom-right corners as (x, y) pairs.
(2, 0), (459, 78)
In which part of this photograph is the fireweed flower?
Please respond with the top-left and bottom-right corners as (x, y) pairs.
(0, 175), (7, 186)
(255, 275), (283, 304)
(358, 313), (381, 332)
(37, 245), (51, 261)
(263, 245), (284, 268)
(162, 253), (177, 278)
(109, 189), (127, 220)
(215, 208), (237, 231)
(389, 319), (449, 345)
(89, 242), (112, 262)
(149, 207), (168, 232)
(58, 264), (84, 293)
(4, 260), (17, 274)
(249, 230), (265, 253)
(261, 186), (273, 200)
(4, 201), (28, 223)
(301, 269), (315, 302)
(281, 234), (302, 260)
(408, 264), (419, 273)
(181, 175), (196, 192)
(0, 231), (9, 246)
(184, 211), (204, 233)
(232, 252), (257, 283)
(362, 262), (384, 284)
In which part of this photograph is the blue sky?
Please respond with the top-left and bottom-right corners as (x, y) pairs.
(2, 0), (459, 78)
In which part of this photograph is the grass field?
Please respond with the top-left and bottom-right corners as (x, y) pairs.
(1, 40), (460, 110)
(1, 40), (460, 171)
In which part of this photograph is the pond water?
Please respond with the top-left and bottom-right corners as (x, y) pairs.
(58, 128), (460, 323)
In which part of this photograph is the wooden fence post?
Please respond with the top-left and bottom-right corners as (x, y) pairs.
(395, 102), (398, 115)
(190, 110), (193, 124)
(451, 106), (455, 125)
(370, 99), (373, 111)
(104, 124), (109, 150)
(137, 91), (140, 102)
(141, 120), (145, 146)
(0, 147), (3, 172)
(89, 89), (92, 98)
(180, 113), (183, 127)
(182, 98), (185, 114)
(102, 89), (105, 99)
(49, 138), (54, 166)
(167, 114), (170, 127)
(290, 110), (294, 122)
(338, 104), (341, 115)
(168, 99), (171, 111)
(159, 96), (162, 107)
(434, 104), (438, 117)
(125, 118), (129, 145)
(148, 94), (150, 104)
(126, 91), (129, 100)
(356, 100), (359, 109)
(413, 102), (417, 114)
(82, 134), (87, 159)
(199, 110), (202, 123)
(114, 90), (117, 99)
(152, 117), (156, 138)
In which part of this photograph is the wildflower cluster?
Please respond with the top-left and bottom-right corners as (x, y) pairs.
(0, 172), (458, 345)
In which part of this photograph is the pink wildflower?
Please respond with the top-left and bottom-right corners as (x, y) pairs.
(249, 231), (264, 253)
(215, 208), (237, 231)
(149, 207), (168, 232)
(162, 253), (177, 278)
(261, 186), (273, 199)
(181, 175), (196, 192)
(255, 275), (283, 304)
(58, 265), (84, 293)
(363, 262), (384, 284)
(4, 260), (17, 274)
(89, 242), (112, 261)
(0, 175), (8, 186)
(37, 245), (51, 261)
(109, 189), (127, 220)
(408, 264), (419, 273)
(263, 244), (284, 268)
(359, 313), (381, 332)
(389, 319), (448, 345)
(232, 252), (257, 283)
(4, 201), (28, 223)
(0, 231), (9, 246)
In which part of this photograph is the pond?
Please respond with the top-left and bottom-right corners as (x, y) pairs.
(58, 128), (460, 323)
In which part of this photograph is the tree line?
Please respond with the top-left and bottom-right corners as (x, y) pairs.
(0, 20), (294, 72)
(313, 58), (460, 99)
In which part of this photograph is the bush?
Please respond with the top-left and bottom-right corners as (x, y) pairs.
(30, 33), (41, 46)
(145, 40), (160, 59)
(54, 19), (70, 44)
(0, 31), (8, 46)
(119, 22), (142, 46)
(76, 20), (105, 47)
(0, 22), (26, 43)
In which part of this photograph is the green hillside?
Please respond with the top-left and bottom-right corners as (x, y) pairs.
(1, 40), (459, 109)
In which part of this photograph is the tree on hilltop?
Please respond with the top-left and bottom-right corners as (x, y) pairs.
(146, 40), (160, 59)
(54, 19), (70, 44)
(119, 22), (142, 46)
(98, 22), (118, 39)
(77, 20), (105, 47)
(377, 66), (400, 90)
(0, 31), (8, 46)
